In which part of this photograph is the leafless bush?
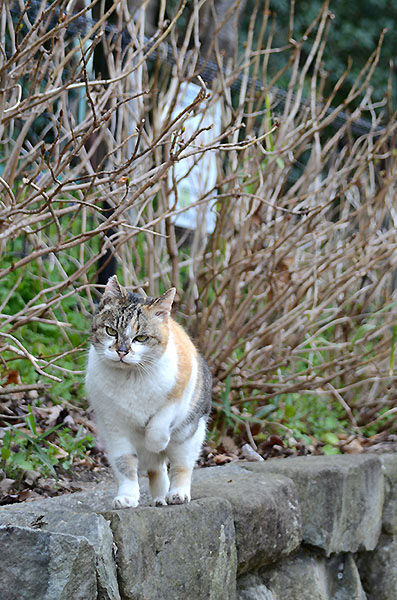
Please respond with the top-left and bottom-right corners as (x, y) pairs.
(1, 0), (396, 432)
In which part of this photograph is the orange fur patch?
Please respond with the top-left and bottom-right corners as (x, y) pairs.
(140, 306), (170, 350)
(148, 469), (163, 488)
(168, 319), (196, 403)
(158, 321), (170, 350)
(169, 465), (191, 488)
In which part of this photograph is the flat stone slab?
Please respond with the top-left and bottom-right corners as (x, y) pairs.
(0, 524), (97, 600)
(0, 464), (302, 595)
(237, 574), (274, 600)
(357, 533), (397, 600)
(242, 455), (384, 555)
(192, 464), (302, 573)
(0, 455), (393, 599)
(379, 453), (397, 535)
(104, 497), (237, 600)
(0, 501), (119, 600)
(259, 549), (366, 600)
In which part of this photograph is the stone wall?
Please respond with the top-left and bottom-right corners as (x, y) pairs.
(0, 453), (396, 599)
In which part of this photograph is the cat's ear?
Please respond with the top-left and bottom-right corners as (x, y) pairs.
(104, 275), (125, 300)
(150, 288), (176, 320)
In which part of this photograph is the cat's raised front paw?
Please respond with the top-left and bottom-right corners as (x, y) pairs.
(113, 494), (139, 509)
(144, 431), (170, 454)
(166, 489), (190, 505)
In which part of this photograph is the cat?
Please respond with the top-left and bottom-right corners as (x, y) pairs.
(85, 275), (212, 508)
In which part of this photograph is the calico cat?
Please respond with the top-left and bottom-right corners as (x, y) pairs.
(85, 275), (212, 508)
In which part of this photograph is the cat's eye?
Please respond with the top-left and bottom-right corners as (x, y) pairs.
(134, 334), (149, 343)
(106, 326), (117, 337)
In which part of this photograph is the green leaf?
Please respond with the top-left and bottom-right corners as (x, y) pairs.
(1, 447), (11, 460)
(28, 441), (59, 479)
(285, 404), (296, 418)
(322, 445), (341, 455)
(36, 422), (64, 441)
(254, 405), (277, 419)
(25, 405), (37, 435)
(321, 432), (340, 446)
(11, 453), (35, 470)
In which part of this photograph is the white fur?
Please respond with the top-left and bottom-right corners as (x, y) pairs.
(86, 330), (205, 508)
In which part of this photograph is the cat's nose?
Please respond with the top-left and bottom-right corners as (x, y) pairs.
(117, 342), (129, 358)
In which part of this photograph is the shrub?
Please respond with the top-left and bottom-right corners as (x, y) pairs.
(1, 0), (396, 455)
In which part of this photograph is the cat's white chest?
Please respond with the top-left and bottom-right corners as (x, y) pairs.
(86, 342), (177, 425)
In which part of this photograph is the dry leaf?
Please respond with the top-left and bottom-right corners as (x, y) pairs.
(5, 370), (21, 385)
(34, 404), (63, 426)
(219, 435), (238, 454)
(213, 454), (232, 465)
(0, 478), (15, 494)
(343, 439), (364, 454)
(47, 442), (68, 459)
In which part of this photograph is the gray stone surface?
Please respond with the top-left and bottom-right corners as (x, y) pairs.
(357, 533), (397, 600)
(0, 455), (395, 599)
(237, 574), (274, 600)
(259, 549), (366, 600)
(380, 453), (397, 535)
(0, 524), (97, 600)
(103, 497), (237, 600)
(243, 455), (384, 555)
(192, 465), (302, 574)
(0, 501), (120, 600)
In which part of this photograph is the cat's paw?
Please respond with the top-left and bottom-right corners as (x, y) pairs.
(113, 494), (139, 509)
(166, 489), (191, 505)
(152, 496), (167, 507)
(144, 430), (170, 454)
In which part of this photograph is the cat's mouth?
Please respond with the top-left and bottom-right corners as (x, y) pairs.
(117, 355), (133, 365)
(104, 352), (134, 366)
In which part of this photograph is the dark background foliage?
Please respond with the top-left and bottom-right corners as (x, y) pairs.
(242, 0), (396, 109)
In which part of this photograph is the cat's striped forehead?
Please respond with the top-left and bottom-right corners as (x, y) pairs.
(90, 290), (170, 350)
(90, 281), (175, 351)
(96, 292), (150, 330)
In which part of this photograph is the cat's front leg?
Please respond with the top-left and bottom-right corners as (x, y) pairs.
(103, 432), (140, 508)
(112, 453), (140, 508)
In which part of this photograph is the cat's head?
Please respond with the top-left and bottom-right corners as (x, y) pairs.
(90, 275), (176, 368)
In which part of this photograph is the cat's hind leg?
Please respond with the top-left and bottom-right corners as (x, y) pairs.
(165, 417), (206, 505)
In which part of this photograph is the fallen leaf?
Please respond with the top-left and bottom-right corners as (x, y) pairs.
(213, 454), (232, 465)
(5, 370), (21, 385)
(343, 438), (364, 454)
(219, 435), (238, 454)
(34, 405), (63, 426)
(18, 490), (34, 501)
(0, 478), (15, 494)
(263, 435), (284, 449)
(24, 470), (41, 487)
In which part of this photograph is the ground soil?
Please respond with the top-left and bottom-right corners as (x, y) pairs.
(1, 392), (396, 505)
